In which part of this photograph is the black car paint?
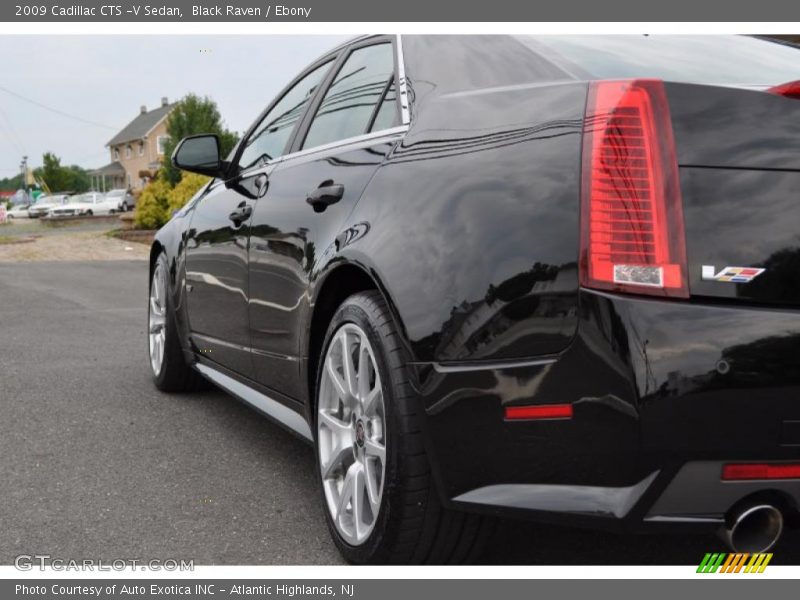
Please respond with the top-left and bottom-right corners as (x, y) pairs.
(152, 35), (800, 530)
(665, 82), (800, 306)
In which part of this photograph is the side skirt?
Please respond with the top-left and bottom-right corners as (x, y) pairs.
(194, 362), (314, 442)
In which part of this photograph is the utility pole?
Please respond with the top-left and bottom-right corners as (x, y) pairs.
(20, 155), (28, 201)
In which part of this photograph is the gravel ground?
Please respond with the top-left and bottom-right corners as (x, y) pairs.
(0, 218), (149, 262)
(0, 261), (797, 566)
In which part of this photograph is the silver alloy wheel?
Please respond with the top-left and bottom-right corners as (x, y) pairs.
(148, 262), (167, 376)
(318, 323), (387, 545)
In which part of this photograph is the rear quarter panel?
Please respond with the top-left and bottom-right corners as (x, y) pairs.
(344, 81), (588, 363)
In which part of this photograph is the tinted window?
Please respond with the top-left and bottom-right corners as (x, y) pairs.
(238, 61), (332, 169)
(525, 35), (800, 86)
(369, 80), (399, 132)
(302, 43), (395, 149)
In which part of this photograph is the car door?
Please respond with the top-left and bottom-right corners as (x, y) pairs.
(184, 57), (335, 378)
(248, 37), (406, 400)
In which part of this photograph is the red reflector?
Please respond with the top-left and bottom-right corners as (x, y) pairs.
(580, 79), (688, 298)
(504, 404), (573, 420)
(722, 463), (800, 481)
(768, 80), (800, 100)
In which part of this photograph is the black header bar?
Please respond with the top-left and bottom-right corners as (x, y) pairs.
(3, 0), (800, 22)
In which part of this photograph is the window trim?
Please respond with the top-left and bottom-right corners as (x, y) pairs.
(395, 34), (411, 125)
(278, 125), (408, 165)
(156, 135), (167, 155)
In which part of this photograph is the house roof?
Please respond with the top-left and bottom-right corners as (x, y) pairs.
(88, 161), (126, 176)
(107, 103), (176, 147)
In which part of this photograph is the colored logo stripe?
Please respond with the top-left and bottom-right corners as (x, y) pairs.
(697, 553), (773, 573)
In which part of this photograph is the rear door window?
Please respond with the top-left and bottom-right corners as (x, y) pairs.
(302, 43), (396, 150)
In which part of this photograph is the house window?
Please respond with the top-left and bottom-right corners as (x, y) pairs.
(138, 142), (144, 156)
(113, 148), (119, 161)
(156, 136), (168, 155)
(125, 145), (132, 159)
(127, 174), (132, 189)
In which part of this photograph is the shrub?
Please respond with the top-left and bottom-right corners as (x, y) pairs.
(133, 178), (172, 229)
(167, 173), (210, 215)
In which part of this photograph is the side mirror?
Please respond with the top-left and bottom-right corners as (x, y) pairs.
(171, 134), (228, 178)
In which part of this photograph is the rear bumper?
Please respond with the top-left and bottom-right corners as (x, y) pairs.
(411, 289), (800, 530)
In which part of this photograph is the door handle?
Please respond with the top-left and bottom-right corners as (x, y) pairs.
(306, 180), (344, 213)
(228, 202), (252, 225)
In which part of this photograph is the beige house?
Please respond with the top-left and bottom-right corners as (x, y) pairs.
(90, 97), (175, 192)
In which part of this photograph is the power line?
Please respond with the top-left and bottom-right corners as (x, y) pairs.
(0, 84), (118, 130)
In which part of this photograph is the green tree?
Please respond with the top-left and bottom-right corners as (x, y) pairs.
(37, 152), (71, 192)
(161, 94), (238, 185)
(0, 174), (23, 192)
(33, 152), (91, 193)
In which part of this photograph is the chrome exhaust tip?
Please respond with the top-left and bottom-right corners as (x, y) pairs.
(720, 504), (784, 553)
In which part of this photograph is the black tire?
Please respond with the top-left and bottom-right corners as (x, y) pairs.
(86, 210), (93, 216)
(314, 291), (493, 564)
(150, 252), (207, 392)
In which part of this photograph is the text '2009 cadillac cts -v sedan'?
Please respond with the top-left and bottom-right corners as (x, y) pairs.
(148, 35), (800, 563)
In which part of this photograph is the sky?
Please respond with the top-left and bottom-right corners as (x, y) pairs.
(0, 35), (351, 179)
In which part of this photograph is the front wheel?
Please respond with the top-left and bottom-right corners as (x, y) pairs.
(314, 291), (492, 564)
(149, 252), (205, 392)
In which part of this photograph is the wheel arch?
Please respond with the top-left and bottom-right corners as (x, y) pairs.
(148, 240), (163, 280)
(304, 260), (408, 418)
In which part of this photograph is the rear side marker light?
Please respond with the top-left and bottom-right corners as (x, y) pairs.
(504, 404), (573, 421)
(768, 80), (800, 100)
(580, 79), (689, 298)
(722, 463), (800, 481)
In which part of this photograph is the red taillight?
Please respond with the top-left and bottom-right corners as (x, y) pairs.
(504, 404), (573, 421)
(768, 80), (800, 100)
(580, 79), (688, 298)
(722, 463), (800, 481)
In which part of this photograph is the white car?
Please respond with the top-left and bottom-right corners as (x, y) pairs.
(28, 194), (71, 218)
(105, 189), (136, 212)
(6, 203), (32, 219)
(48, 192), (118, 217)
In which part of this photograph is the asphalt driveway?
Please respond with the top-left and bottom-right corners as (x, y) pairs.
(0, 261), (797, 565)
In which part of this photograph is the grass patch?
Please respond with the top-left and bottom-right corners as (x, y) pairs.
(0, 235), (15, 245)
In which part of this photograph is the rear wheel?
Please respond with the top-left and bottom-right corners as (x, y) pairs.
(314, 291), (492, 564)
(149, 252), (205, 392)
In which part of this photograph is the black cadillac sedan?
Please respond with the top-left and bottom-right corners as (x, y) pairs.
(149, 35), (800, 564)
